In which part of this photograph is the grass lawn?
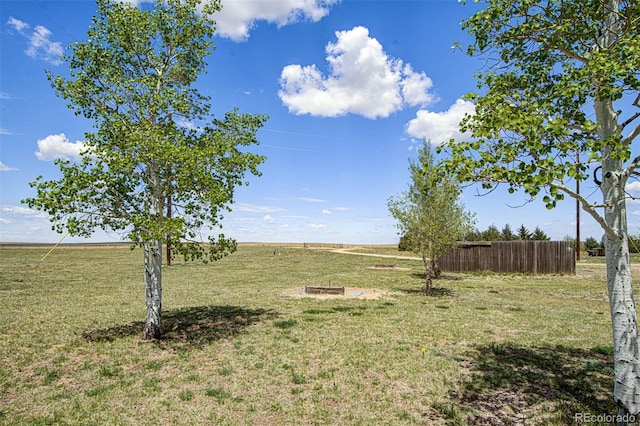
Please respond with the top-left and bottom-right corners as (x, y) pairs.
(0, 245), (625, 425)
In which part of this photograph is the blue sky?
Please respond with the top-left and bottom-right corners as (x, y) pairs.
(0, 0), (633, 244)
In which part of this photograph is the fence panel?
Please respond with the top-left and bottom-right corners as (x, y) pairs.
(437, 241), (575, 275)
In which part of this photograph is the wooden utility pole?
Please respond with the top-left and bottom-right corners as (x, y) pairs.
(576, 150), (580, 261)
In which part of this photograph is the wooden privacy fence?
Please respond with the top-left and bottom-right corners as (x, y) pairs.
(437, 241), (576, 275)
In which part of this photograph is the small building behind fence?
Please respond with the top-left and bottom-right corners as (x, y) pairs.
(438, 240), (576, 275)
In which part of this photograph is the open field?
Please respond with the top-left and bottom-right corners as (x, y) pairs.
(0, 245), (629, 425)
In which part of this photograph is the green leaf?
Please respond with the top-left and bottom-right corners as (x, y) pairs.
(438, 0), (638, 227)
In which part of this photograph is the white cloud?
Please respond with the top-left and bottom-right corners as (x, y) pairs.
(233, 202), (284, 213)
(7, 17), (63, 65)
(279, 26), (435, 119)
(212, 0), (339, 41)
(400, 64), (435, 106)
(406, 98), (475, 144)
(174, 116), (198, 130)
(322, 209), (331, 214)
(308, 223), (326, 229)
(108, 0), (338, 41)
(7, 17), (29, 32)
(35, 133), (87, 162)
(627, 181), (640, 193)
(1, 205), (49, 219)
(263, 214), (275, 223)
(296, 197), (325, 203)
(0, 203), (127, 243)
(0, 162), (18, 172)
(27, 25), (63, 65)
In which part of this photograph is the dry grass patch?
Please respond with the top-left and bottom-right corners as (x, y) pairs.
(0, 246), (627, 424)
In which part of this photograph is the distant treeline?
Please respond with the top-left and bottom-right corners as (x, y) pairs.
(464, 223), (550, 242)
(465, 226), (640, 254)
(400, 223), (640, 253)
(399, 223), (550, 251)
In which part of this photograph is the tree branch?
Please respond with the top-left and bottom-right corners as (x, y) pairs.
(567, 123), (598, 134)
(621, 111), (640, 129)
(553, 182), (616, 239)
(624, 155), (640, 182)
(622, 122), (640, 146)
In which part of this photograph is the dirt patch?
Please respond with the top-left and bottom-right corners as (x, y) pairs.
(367, 265), (411, 271)
(281, 287), (393, 300)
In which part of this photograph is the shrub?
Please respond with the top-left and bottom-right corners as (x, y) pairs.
(584, 237), (602, 251)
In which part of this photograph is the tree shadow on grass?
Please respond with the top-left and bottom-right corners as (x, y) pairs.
(409, 272), (462, 281)
(430, 342), (617, 425)
(82, 305), (277, 349)
(397, 286), (455, 297)
(391, 272), (459, 297)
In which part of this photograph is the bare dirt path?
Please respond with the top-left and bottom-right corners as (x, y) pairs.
(329, 248), (422, 261)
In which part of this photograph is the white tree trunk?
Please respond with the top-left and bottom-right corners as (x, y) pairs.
(142, 239), (163, 340)
(598, 96), (640, 414)
(603, 182), (640, 416)
(604, 227), (640, 416)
